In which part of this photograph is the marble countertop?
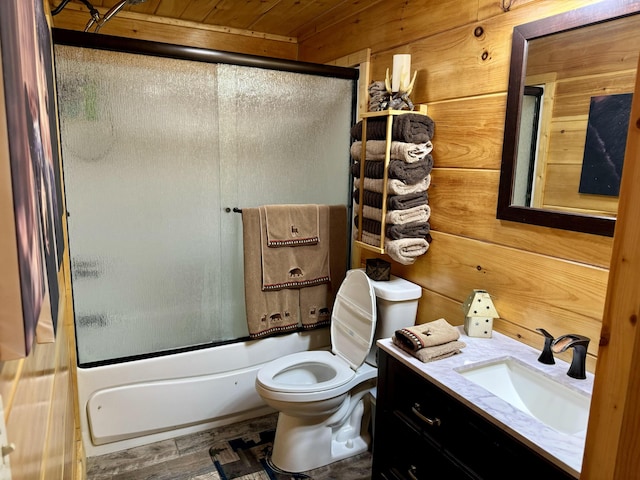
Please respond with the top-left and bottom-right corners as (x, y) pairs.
(377, 327), (594, 478)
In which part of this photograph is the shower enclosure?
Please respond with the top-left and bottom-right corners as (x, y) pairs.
(54, 30), (356, 455)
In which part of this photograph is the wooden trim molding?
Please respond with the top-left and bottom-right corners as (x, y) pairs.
(581, 54), (640, 479)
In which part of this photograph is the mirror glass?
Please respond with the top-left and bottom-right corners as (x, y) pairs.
(497, 3), (640, 236)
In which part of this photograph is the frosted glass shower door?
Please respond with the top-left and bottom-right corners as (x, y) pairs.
(56, 46), (223, 364)
(55, 45), (354, 366)
(216, 65), (354, 335)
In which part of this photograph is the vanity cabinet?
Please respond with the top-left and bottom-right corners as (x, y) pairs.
(372, 349), (576, 480)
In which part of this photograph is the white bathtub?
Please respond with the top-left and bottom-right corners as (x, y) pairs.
(78, 329), (330, 457)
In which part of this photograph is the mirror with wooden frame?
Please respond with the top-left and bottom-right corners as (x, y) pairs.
(497, 1), (640, 236)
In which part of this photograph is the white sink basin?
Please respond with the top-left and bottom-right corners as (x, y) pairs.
(457, 357), (590, 435)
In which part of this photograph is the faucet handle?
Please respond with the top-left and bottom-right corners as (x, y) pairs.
(551, 334), (590, 353)
(536, 328), (554, 339)
(535, 328), (555, 365)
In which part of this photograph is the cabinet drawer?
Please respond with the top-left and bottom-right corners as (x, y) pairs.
(386, 358), (455, 445)
(383, 411), (480, 480)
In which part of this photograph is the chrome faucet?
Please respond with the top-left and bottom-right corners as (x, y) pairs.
(551, 334), (590, 379)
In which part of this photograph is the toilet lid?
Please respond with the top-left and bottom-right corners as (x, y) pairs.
(331, 269), (377, 370)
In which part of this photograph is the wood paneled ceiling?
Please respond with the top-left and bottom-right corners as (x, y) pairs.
(49, 0), (372, 40)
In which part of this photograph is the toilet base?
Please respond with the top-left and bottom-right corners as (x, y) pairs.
(270, 388), (374, 473)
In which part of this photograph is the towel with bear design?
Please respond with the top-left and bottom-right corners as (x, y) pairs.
(393, 318), (466, 362)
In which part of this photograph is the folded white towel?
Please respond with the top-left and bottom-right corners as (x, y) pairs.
(356, 229), (382, 248)
(363, 174), (431, 195)
(360, 204), (382, 222)
(387, 204), (430, 224)
(385, 237), (429, 265)
(356, 203), (431, 226)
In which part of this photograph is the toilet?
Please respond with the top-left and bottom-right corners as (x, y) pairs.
(255, 268), (421, 473)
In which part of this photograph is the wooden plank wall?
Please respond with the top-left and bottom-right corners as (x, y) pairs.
(297, 0), (616, 371)
(0, 275), (79, 480)
(526, 15), (640, 217)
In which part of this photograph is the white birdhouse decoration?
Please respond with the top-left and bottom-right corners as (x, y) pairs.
(462, 290), (499, 338)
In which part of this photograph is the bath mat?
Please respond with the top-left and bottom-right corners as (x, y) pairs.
(208, 430), (310, 480)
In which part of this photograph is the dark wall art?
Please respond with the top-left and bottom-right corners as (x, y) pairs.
(579, 93), (633, 197)
(0, 0), (63, 356)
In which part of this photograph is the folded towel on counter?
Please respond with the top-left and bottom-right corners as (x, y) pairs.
(394, 318), (460, 351)
(353, 188), (428, 210)
(363, 175), (431, 195)
(260, 206), (330, 290)
(350, 140), (433, 163)
(385, 237), (430, 265)
(351, 114), (435, 143)
(393, 336), (466, 362)
(351, 157), (433, 184)
(264, 204), (319, 247)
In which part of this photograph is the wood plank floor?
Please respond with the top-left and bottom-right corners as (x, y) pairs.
(86, 413), (372, 479)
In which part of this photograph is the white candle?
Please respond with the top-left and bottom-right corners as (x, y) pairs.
(392, 54), (411, 92)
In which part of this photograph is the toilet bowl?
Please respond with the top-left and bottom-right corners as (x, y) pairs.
(255, 268), (421, 473)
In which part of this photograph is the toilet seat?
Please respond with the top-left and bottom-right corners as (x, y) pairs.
(256, 270), (378, 398)
(256, 350), (355, 394)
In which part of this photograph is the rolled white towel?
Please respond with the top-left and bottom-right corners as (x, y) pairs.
(385, 237), (429, 265)
(356, 229), (382, 248)
(357, 203), (430, 225)
(350, 140), (433, 163)
(363, 175), (431, 195)
(387, 204), (431, 225)
(360, 204), (382, 222)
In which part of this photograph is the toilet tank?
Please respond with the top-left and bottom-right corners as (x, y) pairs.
(365, 271), (422, 365)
